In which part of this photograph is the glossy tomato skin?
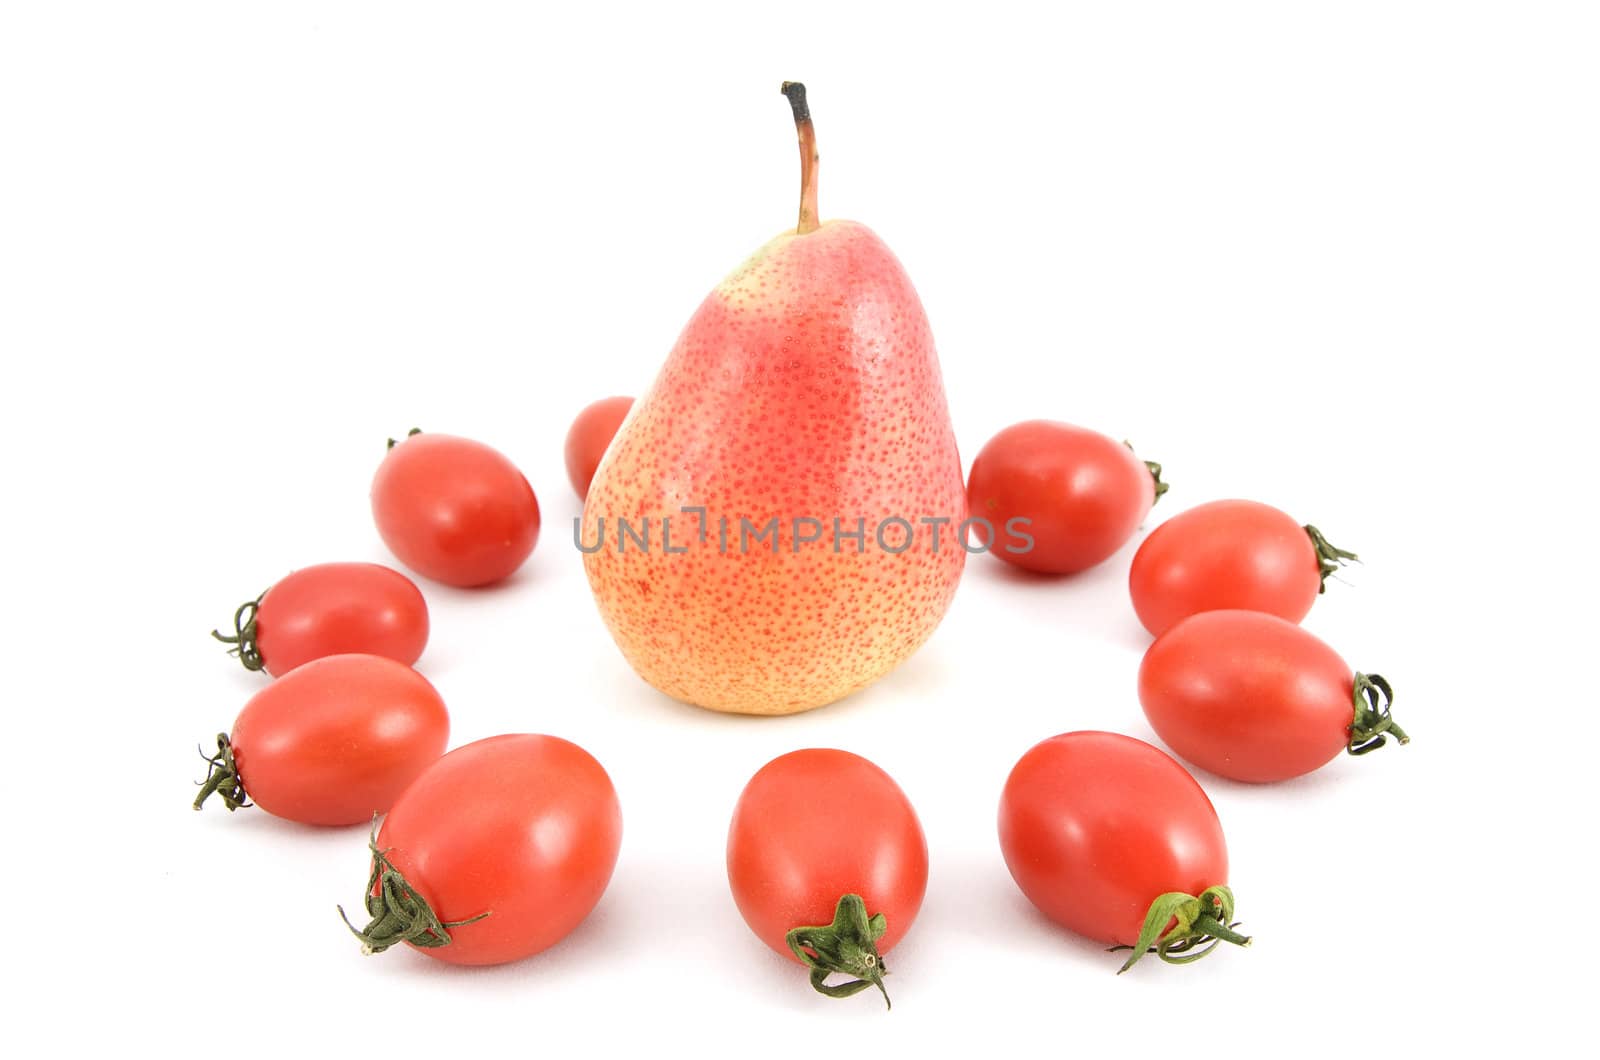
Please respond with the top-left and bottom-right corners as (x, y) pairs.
(230, 653), (448, 826)
(966, 420), (1156, 574)
(727, 749), (928, 961)
(376, 734), (622, 966)
(371, 433), (540, 587)
(1129, 499), (1318, 636)
(564, 396), (633, 499)
(253, 562), (428, 677)
(997, 732), (1228, 946)
(1141, 610), (1355, 782)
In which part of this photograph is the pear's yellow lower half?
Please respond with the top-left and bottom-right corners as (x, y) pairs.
(582, 221), (967, 715)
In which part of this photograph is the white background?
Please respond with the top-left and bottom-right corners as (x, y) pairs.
(2, 1), (1594, 1054)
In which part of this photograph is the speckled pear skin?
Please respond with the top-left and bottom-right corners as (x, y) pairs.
(582, 220), (966, 715)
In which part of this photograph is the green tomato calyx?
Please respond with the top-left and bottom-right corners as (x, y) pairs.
(1348, 672), (1408, 755)
(1304, 523), (1358, 592)
(192, 733), (249, 812)
(1114, 885), (1250, 974)
(210, 593), (265, 672)
(785, 893), (892, 1009)
(337, 820), (489, 956)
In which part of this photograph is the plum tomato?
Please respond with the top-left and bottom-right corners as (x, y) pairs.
(997, 731), (1249, 973)
(211, 562), (428, 677)
(1128, 499), (1357, 636)
(193, 653), (448, 826)
(371, 430), (540, 587)
(339, 734), (622, 966)
(966, 420), (1166, 574)
(1139, 609), (1407, 782)
(564, 396), (633, 499)
(726, 748), (928, 1007)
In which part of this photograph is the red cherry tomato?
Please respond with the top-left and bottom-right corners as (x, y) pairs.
(1128, 499), (1356, 636)
(211, 562), (428, 677)
(966, 420), (1165, 574)
(727, 749), (927, 1006)
(193, 653), (448, 826)
(371, 431), (541, 587)
(1139, 610), (1407, 782)
(340, 734), (622, 966)
(564, 396), (633, 499)
(997, 731), (1249, 972)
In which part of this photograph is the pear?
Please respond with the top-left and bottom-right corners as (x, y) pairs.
(581, 83), (966, 715)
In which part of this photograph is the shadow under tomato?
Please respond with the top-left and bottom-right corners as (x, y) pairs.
(920, 852), (1121, 967)
(1183, 754), (1375, 799)
(1129, 716), (1382, 800)
(967, 548), (1152, 654)
(351, 871), (632, 985)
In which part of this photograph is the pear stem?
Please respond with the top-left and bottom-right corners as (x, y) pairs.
(781, 82), (820, 235)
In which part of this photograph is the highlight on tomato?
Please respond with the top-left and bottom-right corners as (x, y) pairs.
(564, 395), (633, 499)
(965, 420), (1167, 574)
(1140, 609), (1407, 782)
(997, 731), (1249, 973)
(210, 562), (429, 677)
(339, 734), (622, 966)
(371, 429), (541, 588)
(726, 749), (928, 1008)
(192, 653), (448, 826)
(1128, 498), (1357, 636)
